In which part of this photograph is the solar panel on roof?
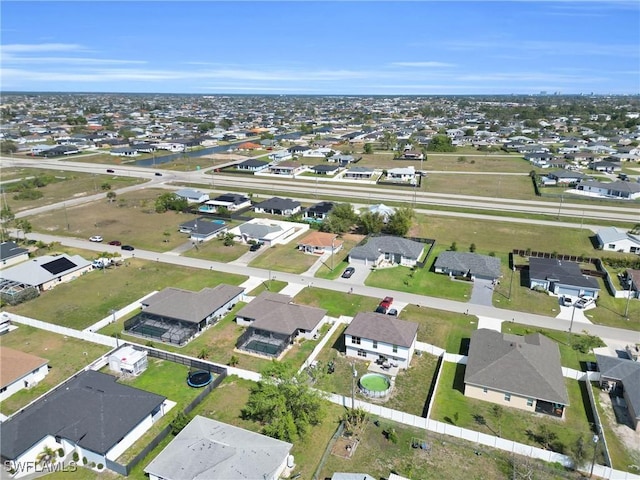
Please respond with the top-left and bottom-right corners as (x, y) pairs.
(41, 257), (77, 275)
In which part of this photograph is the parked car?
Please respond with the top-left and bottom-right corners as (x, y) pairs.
(154, 172), (163, 176)
(375, 305), (388, 314)
(121, 245), (135, 251)
(108, 240), (122, 246)
(249, 242), (263, 252)
(562, 296), (573, 306)
(341, 267), (355, 278)
(379, 296), (394, 309)
(89, 235), (103, 242)
(575, 297), (595, 309)
(106, 169), (115, 173)
(387, 308), (398, 317)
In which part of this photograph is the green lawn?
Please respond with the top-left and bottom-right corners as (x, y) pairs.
(424, 173), (535, 200)
(249, 242), (319, 274)
(184, 235), (251, 262)
(0, 325), (110, 415)
(6, 257), (245, 329)
(401, 304), (478, 353)
(293, 287), (380, 317)
(365, 262), (472, 301)
(2, 168), (144, 213)
(431, 362), (600, 462)
(247, 279), (288, 296)
(314, 234), (366, 280)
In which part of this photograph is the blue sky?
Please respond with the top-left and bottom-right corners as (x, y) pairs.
(2, 1), (639, 95)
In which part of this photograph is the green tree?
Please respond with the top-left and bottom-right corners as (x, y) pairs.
(384, 207), (414, 236)
(363, 143), (374, 154)
(223, 232), (235, 246)
(219, 118), (233, 130)
(242, 362), (326, 442)
(381, 131), (397, 151)
(36, 446), (57, 466)
(491, 404), (503, 438)
(101, 182), (112, 190)
(155, 192), (188, 213)
(427, 134), (456, 152)
(469, 243), (476, 253)
(0, 140), (18, 154)
(358, 211), (384, 235)
(450, 241), (457, 251)
(170, 412), (191, 435)
(15, 219), (32, 242)
(106, 191), (117, 203)
(321, 203), (357, 234)
(0, 205), (15, 242)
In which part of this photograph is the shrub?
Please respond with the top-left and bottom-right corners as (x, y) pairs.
(83, 457), (88, 465)
(72, 452), (79, 462)
(57, 448), (64, 457)
(97, 463), (104, 470)
(90, 461), (96, 468)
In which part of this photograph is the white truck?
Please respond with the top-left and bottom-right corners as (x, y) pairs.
(92, 257), (112, 269)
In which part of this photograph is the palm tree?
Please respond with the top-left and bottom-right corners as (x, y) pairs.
(36, 446), (57, 467)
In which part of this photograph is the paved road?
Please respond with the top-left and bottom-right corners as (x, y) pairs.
(2, 156), (637, 223)
(25, 232), (640, 345)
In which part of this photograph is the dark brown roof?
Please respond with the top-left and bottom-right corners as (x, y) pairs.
(344, 312), (418, 347)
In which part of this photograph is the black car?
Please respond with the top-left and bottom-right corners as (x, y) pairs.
(106, 169), (115, 173)
(341, 267), (355, 278)
(121, 245), (135, 251)
(249, 242), (263, 252)
(154, 172), (163, 176)
(375, 305), (387, 314)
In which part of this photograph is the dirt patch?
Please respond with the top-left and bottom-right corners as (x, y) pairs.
(331, 436), (359, 459)
(598, 390), (640, 461)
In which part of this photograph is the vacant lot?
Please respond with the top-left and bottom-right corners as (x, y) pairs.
(0, 325), (110, 415)
(401, 304), (477, 353)
(184, 232), (250, 263)
(29, 188), (202, 251)
(6, 257), (245, 329)
(294, 287), (380, 317)
(424, 173), (535, 200)
(249, 240), (320, 274)
(1, 168), (143, 212)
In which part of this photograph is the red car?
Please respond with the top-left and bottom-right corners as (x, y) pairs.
(379, 296), (394, 309)
(108, 240), (122, 246)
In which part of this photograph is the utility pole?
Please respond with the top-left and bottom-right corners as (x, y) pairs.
(557, 194), (564, 219)
(624, 278), (633, 319)
(351, 362), (357, 410)
(589, 430), (600, 478)
(331, 237), (334, 272)
(509, 265), (515, 300)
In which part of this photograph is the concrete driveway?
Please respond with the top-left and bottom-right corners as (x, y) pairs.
(333, 263), (371, 288)
(469, 278), (495, 306)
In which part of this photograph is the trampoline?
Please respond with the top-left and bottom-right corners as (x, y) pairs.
(187, 370), (213, 388)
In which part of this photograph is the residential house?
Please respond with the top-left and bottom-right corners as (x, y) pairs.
(596, 227), (640, 254)
(0, 241), (29, 268)
(109, 147), (139, 157)
(0, 370), (167, 478)
(303, 201), (334, 221)
(399, 150), (425, 160)
(178, 217), (227, 242)
(0, 253), (92, 291)
(310, 164), (340, 176)
(344, 166), (374, 180)
(288, 145), (311, 156)
(589, 160), (621, 173)
(528, 257), (600, 298)
(199, 193), (251, 214)
(174, 189), (209, 204)
(363, 204), (395, 222)
(576, 180), (640, 200)
(348, 235), (425, 268)
(0, 347), (49, 402)
(344, 312), (418, 369)
(297, 231), (343, 255)
(236, 292), (327, 357)
(330, 154), (357, 166)
(253, 197), (301, 216)
(546, 170), (588, 185)
(464, 329), (569, 417)
(228, 218), (306, 246)
(269, 161), (306, 176)
(434, 251), (502, 281)
(386, 166), (417, 184)
(267, 150), (293, 162)
(144, 415), (293, 480)
(623, 269), (640, 299)
(595, 354), (640, 431)
(236, 159), (271, 172)
(524, 152), (555, 167)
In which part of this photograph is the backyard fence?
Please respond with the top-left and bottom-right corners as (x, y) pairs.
(311, 421), (345, 480)
(584, 375), (613, 469)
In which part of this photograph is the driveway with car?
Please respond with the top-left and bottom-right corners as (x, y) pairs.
(334, 263), (370, 286)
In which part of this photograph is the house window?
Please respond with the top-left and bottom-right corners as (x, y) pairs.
(373, 340), (378, 349)
(393, 345), (398, 353)
(55, 436), (61, 444)
(608, 244), (615, 249)
(351, 336), (361, 345)
(504, 393), (511, 402)
(483, 388), (488, 394)
(357, 349), (367, 358)
(527, 398), (534, 407)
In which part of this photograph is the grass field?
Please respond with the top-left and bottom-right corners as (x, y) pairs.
(401, 304), (478, 353)
(0, 325), (110, 415)
(431, 362), (600, 463)
(6, 258), (245, 329)
(249, 241), (320, 274)
(314, 233), (366, 280)
(29, 188), (203, 251)
(293, 286), (380, 317)
(246, 279), (288, 296)
(1, 168), (143, 212)
(183, 234), (250, 262)
(424, 173), (536, 200)
(365, 259), (473, 301)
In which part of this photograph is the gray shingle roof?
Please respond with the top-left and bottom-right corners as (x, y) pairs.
(464, 329), (569, 405)
(434, 251), (501, 279)
(345, 312), (418, 347)
(236, 291), (327, 336)
(0, 241), (28, 261)
(0, 371), (165, 459)
(529, 257), (600, 290)
(595, 354), (640, 420)
(254, 197), (300, 210)
(144, 415), (292, 480)
(143, 284), (244, 323)
(349, 236), (425, 262)
(238, 223), (282, 238)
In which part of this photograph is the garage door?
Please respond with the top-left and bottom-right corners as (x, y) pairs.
(557, 286), (580, 297)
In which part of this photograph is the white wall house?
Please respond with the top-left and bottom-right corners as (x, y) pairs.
(597, 227), (640, 254)
(0, 347), (49, 403)
(343, 312), (418, 369)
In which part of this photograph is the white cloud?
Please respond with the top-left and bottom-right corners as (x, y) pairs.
(1, 43), (85, 53)
(390, 61), (455, 68)
(4, 56), (147, 66)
